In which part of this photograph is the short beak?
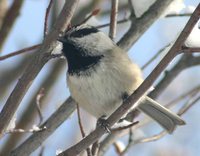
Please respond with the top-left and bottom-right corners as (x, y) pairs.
(57, 36), (66, 43)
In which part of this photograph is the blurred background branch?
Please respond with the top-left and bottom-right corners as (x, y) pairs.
(0, 0), (24, 52)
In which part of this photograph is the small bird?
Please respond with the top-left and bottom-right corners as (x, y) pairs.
(58, 24), (185, 133)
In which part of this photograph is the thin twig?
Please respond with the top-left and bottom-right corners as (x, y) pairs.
(11, 97), (77, 156)
(79, 9), (100, 25)
(123, 131), (167, 154)
(99, 85), (200, 155)
(71, 0), (102, 25)
(149, 54), (200, 99)
(36, 88), (45, 126)
(0, 44), (41, 61)
(181, 46), (200, 54)
(44, 0), (54, 37)
(111, 121), (139, 132)
(166, 13), (192, 18)
(38, 146), (45, 156)
(178, 94), (200, 116)
(76, 104), (85, 138)
(91, 141), (100, 156)
(59, 4), (200, 155)
(109, 0), (119, 39)
(96, 18), (130, 29)
(166, 85), (200, 108)
(127, 130), (167, 152)
(128, 0), (136, 17)
(142, 42), (172, 70)
(76, 104), (92, 156)
(122, 92), (200, 154)
(4, 125), (47, 136)
(118, 0), (174, 51)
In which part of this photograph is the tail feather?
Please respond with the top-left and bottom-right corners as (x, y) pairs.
(137, 96), (185, 133)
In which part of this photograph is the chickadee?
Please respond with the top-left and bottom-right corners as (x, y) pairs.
(58, 24), (185, 133)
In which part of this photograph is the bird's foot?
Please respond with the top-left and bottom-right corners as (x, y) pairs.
(97, 115), (111, 133)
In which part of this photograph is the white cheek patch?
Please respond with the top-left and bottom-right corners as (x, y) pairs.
(51, 41), (63, 55)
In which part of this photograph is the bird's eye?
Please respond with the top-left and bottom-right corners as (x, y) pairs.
(70, 27), (99, 38)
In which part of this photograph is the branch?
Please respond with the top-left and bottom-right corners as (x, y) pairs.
(109, 0), (119, 39)
(111, 121), (139, 132)
(96, 18), (130, 29)
(0, 0), (24, 51)
(44, 0), (54, 37)
(0, 0), (79, 137)
(59, 3), (200, 156)
(166, 13), (192, 18)
(0, 56), (30, 99)
(0, 44), (41, 61)
(118, 0), (174, 51)
(71, 0), (102, 25)
(122, 130), (167, 154)
(11, 97), (77, 156)
(166, 85), (200, 107)
(122, 93), (200, 154)
(35, 88), (45, 126)
(0, 0), (8, 28)
(178, 94), (200, 116)
(141, 42), (172, 70)
(99, 85), (200, 155)
(181, 46), (200, 53)
(77, 104), (86, 138)
(149, 54), (200, 99)
(76, 104), (92, 156)
(1, 61), (65, 155)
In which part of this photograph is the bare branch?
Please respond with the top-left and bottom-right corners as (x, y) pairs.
(166, 85), (200, 107)
(96, 18), (130, 29)
(181, 46), (200, 54)
(36, 88), (45, 126)
(122, 131), (167, 154)
(44, 0), (54, 37)
(1, 61), (65, 155)
(122, 91), (200, 154)
(166, 13), (192, 18)
(0, 44), (41, 61)
(111, 121), (139, 132)
(0, 0), (79, 138)
(77, 104), (85, 138)
(118, 0), (174, 51)
(76, 104), (92, 156)
(0, 0), (24, 51)
(79, 9), (100, 25)
(128, 0), (136, 17)
(59, 4), (200, 155)
(142, 42), (172, 70)
(149, 54), (200, 99)
(109, 0), (119, 39)
(0, 0), (8, 28)
(11, 97), (77, 156)
(178, 94), (200, 116)
(71, 0), (102, 25)
(4, 126), (47, 136)
(91, 141), (100, 156)
(99, 85), (200, 155)
(122, 93), (200, 154)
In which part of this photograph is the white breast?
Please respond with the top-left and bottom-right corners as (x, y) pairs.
(67, 51), (143, 118)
